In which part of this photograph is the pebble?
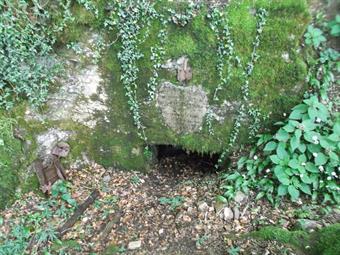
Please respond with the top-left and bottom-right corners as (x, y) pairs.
(182, 215), (192, 222)
(233, 206), (240, 220)
(221, 207), (234, 221)
(198, 202), (209, 212)
(128, 240), (142, 250)
(102, 175), (111, 183)
(234, 191), (247, 204)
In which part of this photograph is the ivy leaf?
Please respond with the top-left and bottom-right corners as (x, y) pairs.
(264, 141), (277, 152)
(274, 166), (290, 185)
(288, 185), (300, 200)
(300, 183), (311, 195)
(315, 153), (327, 166)
(290, 135), (300, 152)
(278, 184), (288, 196)
(288, 159), (299, 169)
(302, 119), (316, 132)
(301, 174), (312, 184)
(275, 129), (289, 142)
(270, 155), (281, 164)
(306, 162), (319, 173)
(276, 142), (288, 160)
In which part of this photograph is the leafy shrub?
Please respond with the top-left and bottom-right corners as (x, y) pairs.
(221, 21), (339, 204)
(222, 96), (339, 203)
(0, 1), (59, 109)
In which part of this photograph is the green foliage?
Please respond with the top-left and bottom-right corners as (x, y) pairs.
(0, 0), (60, 109)
(159, 196), (184, 210)
(222, 96), (339, 203)
(227, 246), (240, 255)
(214, 7), (269, 166)
(304, 25), (326, 49)
(328, 15), (340, 37)
(51, 180), (77, 207)
(221, 20), (339, 204)
(0, 180), (79, 254)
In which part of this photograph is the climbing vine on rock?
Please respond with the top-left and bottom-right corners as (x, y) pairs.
(147, 18), (169, 101)
(213, 8), (268, 166)
(0, 0), (59, 109)
(114, 0), (159, 145)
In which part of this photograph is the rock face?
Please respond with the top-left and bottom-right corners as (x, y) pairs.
(156, 82), (208, 134)
(5, 1), (310, 176)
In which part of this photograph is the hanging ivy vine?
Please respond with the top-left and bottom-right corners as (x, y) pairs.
(209, 8), (268, 167)
(114, 0), (159, 146)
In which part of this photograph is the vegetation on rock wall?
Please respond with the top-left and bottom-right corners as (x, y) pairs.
(0, 0), (310, 172)
(221, 13), (339, 204)
(0, 116), (22, 208)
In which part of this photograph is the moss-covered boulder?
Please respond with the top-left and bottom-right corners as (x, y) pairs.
(4, 0), (311, 175)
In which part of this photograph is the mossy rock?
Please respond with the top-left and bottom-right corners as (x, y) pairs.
(1, 0), (311, 176)
(93, 0), (310, 169)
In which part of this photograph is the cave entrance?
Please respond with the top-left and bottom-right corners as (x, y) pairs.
(153, 145), (219, 177)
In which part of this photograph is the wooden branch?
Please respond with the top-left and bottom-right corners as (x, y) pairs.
(98, 211), (121, 244)
(57, 189), (100, 238)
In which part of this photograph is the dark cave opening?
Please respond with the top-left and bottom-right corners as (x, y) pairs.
(153, 144), (220, 176)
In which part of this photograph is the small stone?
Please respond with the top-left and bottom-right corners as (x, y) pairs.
(233, 206), (240, 220)
(187, 206), (195, 214)
(102, 175), (111, 183)
(198, 202), (209, 212)
(159, 228), (164, 235)
(182, 215), (191, 222)
(295, 219), (322, 231)
(221, 207), (234, 221)
(234, 191), (247, 204)
(128, 240), (142, 250)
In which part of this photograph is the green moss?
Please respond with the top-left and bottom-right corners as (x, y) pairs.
(309, 224), (340, 255)
(88, 0), (311, 170)
(248, 224), (340, 255)
(0, 115), (23, 209)
(249, 226), (309, 250)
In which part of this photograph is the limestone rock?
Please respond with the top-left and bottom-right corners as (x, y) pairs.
(156, 82), (208, 134)
(234, 191), (248, 205)
(220, 207), (234, 221)
(198, 202), (209, 212)
(36, 128), (73, 165)
(128, 240), (142, 250)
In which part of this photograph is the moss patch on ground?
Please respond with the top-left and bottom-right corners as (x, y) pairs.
(248, 224), (340, 255)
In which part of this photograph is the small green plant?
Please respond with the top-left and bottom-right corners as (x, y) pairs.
(222, 96), (339, 203)
(304, 25), (326, 49)
(130, 175), (142, 185)
(328, 15), (340, 37)
(51, 180), (77, 207)
(159, 196), (184, 210)
(227, 246), (240, 255)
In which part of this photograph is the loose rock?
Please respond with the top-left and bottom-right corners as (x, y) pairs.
(234, 191), (247, 205)
(128, 240), (142, 250)
(198, 202), (209, 212)
(221, 207), (234, 221)
(295, 219), (322, 232)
